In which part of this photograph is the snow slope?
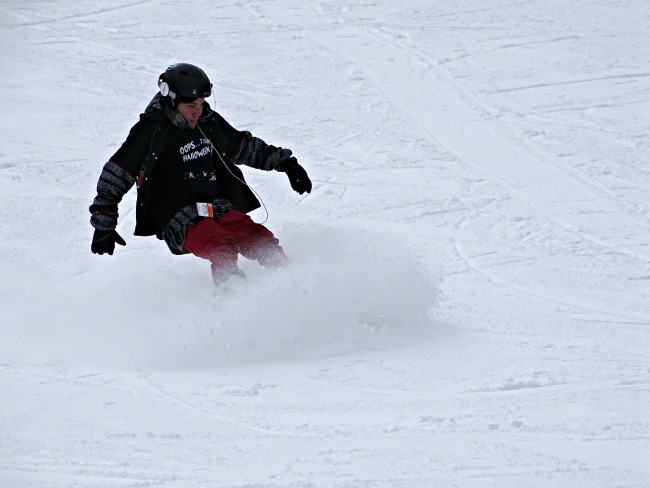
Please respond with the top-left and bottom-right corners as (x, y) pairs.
(1, 0), (649, 486)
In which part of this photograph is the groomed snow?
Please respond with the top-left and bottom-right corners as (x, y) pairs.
(1, 1), (649, 486)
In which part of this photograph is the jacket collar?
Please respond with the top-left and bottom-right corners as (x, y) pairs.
(143, 93), (215, 129)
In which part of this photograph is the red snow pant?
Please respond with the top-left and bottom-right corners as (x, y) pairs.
(183, 209), (287, 282)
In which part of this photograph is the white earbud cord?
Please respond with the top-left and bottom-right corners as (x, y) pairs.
(197, 120), (270, 225)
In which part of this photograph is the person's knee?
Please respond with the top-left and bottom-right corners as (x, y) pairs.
(185, 219), (236, 258)
(257, 242), (289, 268)
(204, 234), (238, 260)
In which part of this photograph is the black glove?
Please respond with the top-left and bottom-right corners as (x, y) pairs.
(278, 157), (312, 195)
(91, 229), (126, 255)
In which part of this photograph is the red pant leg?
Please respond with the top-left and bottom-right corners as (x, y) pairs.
(216, 210), (288, 267)
(184, 218), (239, 281)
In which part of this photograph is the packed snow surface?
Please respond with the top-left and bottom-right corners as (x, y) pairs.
(1, 1), (649, 487)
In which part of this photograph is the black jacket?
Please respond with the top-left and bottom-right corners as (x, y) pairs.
(90, 94), (292, 239)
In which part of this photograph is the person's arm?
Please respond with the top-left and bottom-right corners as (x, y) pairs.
(89, 119), (154, 254)
(213, 113), (312, 194)
(89, 160), (137, 232)
(234, 131), (293, 172)
(236, 132), (312, 194)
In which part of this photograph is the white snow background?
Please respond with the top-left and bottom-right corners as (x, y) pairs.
(1, 1), (649, 487)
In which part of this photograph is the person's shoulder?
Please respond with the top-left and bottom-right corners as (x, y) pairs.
(203, 108), (226, 124)
(134, 113), (167, 133)
(116, 116), (163, 147)
(138, 110), (167, 125)
(204, 109), (241, 135)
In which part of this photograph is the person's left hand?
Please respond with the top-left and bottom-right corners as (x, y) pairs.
(278, 157), (312, 195)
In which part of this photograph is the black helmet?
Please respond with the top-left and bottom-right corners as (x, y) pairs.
(158, 63), (212, 103)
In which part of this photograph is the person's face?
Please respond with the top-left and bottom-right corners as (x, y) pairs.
(177, 98), (205, 129)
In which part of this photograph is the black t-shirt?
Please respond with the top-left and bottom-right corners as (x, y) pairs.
(111, 122), (220, 233)
(148, 128), (218, 231)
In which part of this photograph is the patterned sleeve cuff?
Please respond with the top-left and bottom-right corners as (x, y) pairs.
(90, 212), (118, 231)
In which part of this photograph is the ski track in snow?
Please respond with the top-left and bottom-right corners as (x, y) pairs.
(1, 1), (650, 487)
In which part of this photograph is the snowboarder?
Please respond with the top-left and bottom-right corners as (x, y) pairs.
(89, 63), (312, 284)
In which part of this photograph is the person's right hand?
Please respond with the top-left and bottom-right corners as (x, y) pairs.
(91, 229), (126, 255)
